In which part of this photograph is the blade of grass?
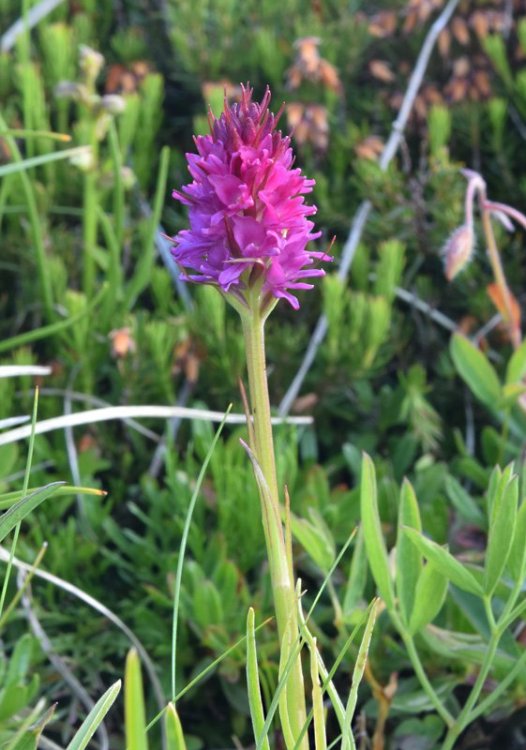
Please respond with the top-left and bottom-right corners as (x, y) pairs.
(66, 680), (121, 750)
(164, 703), (187, 750)
(1, 128), (71, 141)
(0, 145), (91, 177)
(342, 599), (379, 750)
(144, 617), (273, 737)
(0, 484), (105, 509)
(125, 649), (148, 750)
(246, 608), (271, 750)
(0, 388), (39, 620)
(171, 405), (232, 700)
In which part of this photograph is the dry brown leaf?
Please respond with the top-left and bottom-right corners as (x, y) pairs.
(368, 10), (398, 38)
(355, 135), (385, 161)
(452, 16), (470, 45)
(438, 28), (451, 57)
(369, 59), (395, 83)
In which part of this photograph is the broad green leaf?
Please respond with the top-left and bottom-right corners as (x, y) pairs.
(484, 476), (518, 594)
(506, 339), (526, 384)
(508, 500), (526, 582)
(246, 608), (270, 750)
(360, 454), (395, 610)
(125, 649), (148, 750)
(450, 334), (501, 409)
(165, 702), (187, 750)
(396, 479), (422, 624)
(66, 680), (121, 750)
(403, 528), (483, 597)
(0, 483), (64, 543)
(408, 564), (448, 634)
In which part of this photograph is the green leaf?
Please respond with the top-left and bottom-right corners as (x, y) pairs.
(403, 528), (483, 596)
(360, 454), (395, 610)
(125, 649), (148, 750)
(444, 476), (485, 527)
(343, 526), (367, 616)
(450, 334), (501, 409)
(66, 680), (121, 750)
(484, 476), (518, 595)
(508, 500), (526, 582)
(165, 702), (187, 750)
(396, 479), (422, 624)
(408, 564), (448, 634)
(246, 608), (270, 750)
(289, 508), (335, 574)
(0, 483), (64, 543)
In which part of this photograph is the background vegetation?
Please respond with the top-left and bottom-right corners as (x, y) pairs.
(1, 0), (526, 748)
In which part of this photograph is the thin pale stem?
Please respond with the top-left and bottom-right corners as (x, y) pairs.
(480, 200), (521, 349)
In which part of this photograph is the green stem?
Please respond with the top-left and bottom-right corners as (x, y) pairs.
(440, 597), (499, 750)
(398, 625), (454, 728)
(83, 131), (99, 299)
(0, 113), (53, 322)
(241, 303), (308, 750)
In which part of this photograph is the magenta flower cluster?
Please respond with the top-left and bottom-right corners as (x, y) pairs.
(171, 85), (330, 310)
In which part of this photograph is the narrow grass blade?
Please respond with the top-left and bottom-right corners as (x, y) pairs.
(309, 636), (327, 750)
(342, 599), (379, 750)
(171, 406), (231, 700)
(246, 608), (271, 750)
(165, 703), (186, 750)
(66, 680), (121, 750)
(0, 485), (105, 509)
(0, 482), (64, 543)
(0, 146), (91, 177)
(125, 649), (148, 750)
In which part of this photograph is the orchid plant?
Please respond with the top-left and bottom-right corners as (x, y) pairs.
(170, 85), (366, 749)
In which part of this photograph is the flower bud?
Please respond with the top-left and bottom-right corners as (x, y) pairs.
(100, 94), (126, 115)
(79, 45), (104, 86)
(442, 223), (475, 281)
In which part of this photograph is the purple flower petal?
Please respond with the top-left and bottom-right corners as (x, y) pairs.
(171, 85), (331, 308)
